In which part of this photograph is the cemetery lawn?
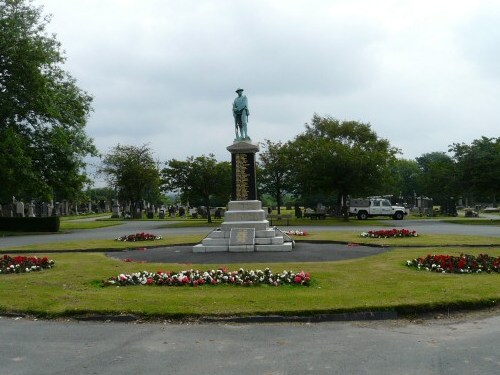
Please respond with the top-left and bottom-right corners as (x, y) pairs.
(5, 233), (499, 252)
(60, 221), (124, 230)
(0, 248), (498, 318)
(441, 219), (500, 226)
(5, 234), (205, 252)
(296, 232), (500, 247)
(60, 214), (110, 221)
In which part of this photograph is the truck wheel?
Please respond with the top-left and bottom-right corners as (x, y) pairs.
(393, 211), (404, 220)
(357, 211), (368, 220)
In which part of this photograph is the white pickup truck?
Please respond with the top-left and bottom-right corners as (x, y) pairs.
(349, 198), (406, 220)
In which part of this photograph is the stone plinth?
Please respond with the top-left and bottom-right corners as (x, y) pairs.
(192, 200), (293, 253)
(192, 140), (294, 253)
(227, 141), (259, 201)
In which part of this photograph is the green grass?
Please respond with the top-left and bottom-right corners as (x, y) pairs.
(0, 248), (498, 318)
(60, 221), (125, 230)
(441, 219), (500, 226)
(6, 232), (499, 252)
(158, 219), (224, 228)
(5, 234), (205, 252)
(60, 214), (110, 221)
(294, 232), (500, 247)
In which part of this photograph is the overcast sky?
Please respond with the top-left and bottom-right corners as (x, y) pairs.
(36, 0), (499, 181)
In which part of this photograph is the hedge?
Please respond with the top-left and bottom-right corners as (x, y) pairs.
(0, 217), (60, 232)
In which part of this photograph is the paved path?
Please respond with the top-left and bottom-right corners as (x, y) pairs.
(2, 311), (500, 375)
(107, 242), (391, 264)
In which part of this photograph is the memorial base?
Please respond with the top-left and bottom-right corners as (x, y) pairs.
(192, 200), (293, 253)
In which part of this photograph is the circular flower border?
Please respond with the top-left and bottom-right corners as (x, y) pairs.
(361, 228), (417, 238)
(1, 255), (55, 274)
(115, 232), (162, 242)
(283, 230), (307, 236)
(406, 253), (500, 274)
(103, 267), (311, 287)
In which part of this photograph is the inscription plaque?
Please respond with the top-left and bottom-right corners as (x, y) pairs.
(229, 228), (255, 245)
(231, 152), (257, 200)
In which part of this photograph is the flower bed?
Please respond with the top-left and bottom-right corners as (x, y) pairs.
(103, 267), (311, 287)
(406, 253), (500, 273)
(0, 255), (55, 274)
(115, 232), (162, 241)
(361, 228), (417, 238)
(283, 230), (307, 236)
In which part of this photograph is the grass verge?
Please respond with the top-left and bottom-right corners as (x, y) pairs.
(441, 219), (500, 226)
(5, 232), (500, 252)
(60, 221), (125, 230)
(4, 234), (205, 252)
(294, 232), (500, 247)
(0, 248), (498, 319)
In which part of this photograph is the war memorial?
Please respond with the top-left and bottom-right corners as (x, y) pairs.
(193, 89), (293, 252)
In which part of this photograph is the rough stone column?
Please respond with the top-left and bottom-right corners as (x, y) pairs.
(226, 141), (260, 201)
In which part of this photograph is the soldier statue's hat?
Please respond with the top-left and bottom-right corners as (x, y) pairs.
(235, 88), (244, 93)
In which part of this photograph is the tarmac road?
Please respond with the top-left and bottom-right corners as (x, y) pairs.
(1, 218), (499, 374)
(107, 242), (391, 264)
(2, 310), (500, 375)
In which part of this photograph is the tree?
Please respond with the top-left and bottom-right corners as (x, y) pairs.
(0, 0), (96, 203)
(99, 144), (161, 217)
(161, 154), (231, 223)
(257, 140), (294, 214)
(450, 137), (500, 206)
(289, 115), (399, 219)
(384, 158), (422, 205)
(415, 152), (457, 204)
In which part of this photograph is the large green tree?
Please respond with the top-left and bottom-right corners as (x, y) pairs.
(257, 140), (294, 214)
(415, 152), (458, 204)
(0, 0), (96, 203)
(450, 137), (500, 206)
(161, 154), (231, 223)
(289, 115), (399, 218)
(99, 144), (161, 217)
(384, 158), (422, 205)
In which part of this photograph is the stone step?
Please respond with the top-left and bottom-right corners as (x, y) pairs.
(207, 230), (226, 239)
(221, 221), (269, 231)
(201, 238), (229, 246)
(255, 243), (293, 252)
(255, 236), (284, 245)
(227, 200), (262, 211)
(224, 210), (266, 222)
(256, 229), (277, 238)
(228, 245), (255, 252)
(192, 244), (229, 253)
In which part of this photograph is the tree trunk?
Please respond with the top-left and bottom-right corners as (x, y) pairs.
(205, 197), (212, 223)
(338, 192), (349, 221)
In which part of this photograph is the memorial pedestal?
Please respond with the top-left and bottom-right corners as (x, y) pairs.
(192, 200), (293, 252)
(193, 140), (293, 253)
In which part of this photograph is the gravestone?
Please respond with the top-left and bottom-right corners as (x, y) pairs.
(27, 201), (35, 217)
(16, 201), (25, 217)
(41, 202), (49, 217)
(111, 199), (121, 218)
